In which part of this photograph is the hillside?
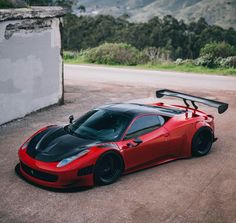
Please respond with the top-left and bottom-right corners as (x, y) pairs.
(76, 0), (236, 29)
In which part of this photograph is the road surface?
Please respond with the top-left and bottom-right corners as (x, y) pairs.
(0, 64), (235, 223)
(65, 64), (236, 91)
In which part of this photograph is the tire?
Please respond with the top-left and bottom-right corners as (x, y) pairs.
(94, 151), (124, 185)
(191, 126), (213, 157)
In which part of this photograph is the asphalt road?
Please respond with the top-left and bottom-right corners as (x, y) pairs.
(65, 64), (236, 91)
(0, 64), (236, 223)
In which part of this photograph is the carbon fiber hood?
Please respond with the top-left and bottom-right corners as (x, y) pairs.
(26, 126), (99, 162)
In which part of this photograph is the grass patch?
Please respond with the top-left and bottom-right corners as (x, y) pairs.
(139, 63), (236, 76)
(63, 51), (236, 76)
(64, 56), (86, 64)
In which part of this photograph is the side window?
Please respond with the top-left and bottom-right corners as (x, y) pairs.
(124, 115), (164, 140)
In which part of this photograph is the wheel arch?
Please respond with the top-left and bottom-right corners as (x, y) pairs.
(182, 120), (214, 157)
(96, 149), (126, 173)
(191, 125), (214, 156)
(195, 121), (214, 140)
(195, 121), (213, 132)
(93, 149), (125, 185)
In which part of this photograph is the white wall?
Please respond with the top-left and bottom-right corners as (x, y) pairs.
(0, 17), (63, 125)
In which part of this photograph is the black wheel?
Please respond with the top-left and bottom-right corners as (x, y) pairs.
(192, 127), (213, 157)
(94, 151), (124, 185)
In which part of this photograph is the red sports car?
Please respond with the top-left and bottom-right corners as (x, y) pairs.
(16, 89), (228, 189)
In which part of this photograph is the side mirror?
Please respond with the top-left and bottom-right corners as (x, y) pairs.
(69, 115), (74, 124)
(127, 137), (143, 147)
(133, 138), (143, 145)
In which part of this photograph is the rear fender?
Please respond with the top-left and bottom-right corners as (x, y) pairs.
(195, 121), (214, 142)
(180, 121), (213, 157)
(195, 121), (212, 131)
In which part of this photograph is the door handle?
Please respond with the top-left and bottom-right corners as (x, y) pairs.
(127, 138), (143, 148)
(161, 133), (169, 137)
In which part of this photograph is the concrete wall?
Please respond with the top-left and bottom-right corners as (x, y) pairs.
(0, 7), (65, 125)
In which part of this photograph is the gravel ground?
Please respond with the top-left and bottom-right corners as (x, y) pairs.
(0, 66), (235, 223)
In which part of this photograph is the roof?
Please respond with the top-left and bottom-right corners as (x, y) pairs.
(0, 7), (66, 22)
(98, 103), (185, 117)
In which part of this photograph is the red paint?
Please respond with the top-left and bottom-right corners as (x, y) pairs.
(17, 102), (216, 189)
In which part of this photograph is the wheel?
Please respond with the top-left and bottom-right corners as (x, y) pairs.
(191, 126), (213, 157)
(94, 151), (124, 185)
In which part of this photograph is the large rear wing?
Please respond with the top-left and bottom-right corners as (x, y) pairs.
(156, 89), (228, 114)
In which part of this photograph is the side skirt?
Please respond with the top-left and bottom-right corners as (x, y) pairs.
(123, 156), (189, 175)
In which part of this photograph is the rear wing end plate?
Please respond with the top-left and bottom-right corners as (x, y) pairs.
(156, 89), (228, 114)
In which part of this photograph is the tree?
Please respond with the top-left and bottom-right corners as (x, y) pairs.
(78, 4), (86, 13)
(194, 17), (208, 34)
(62, 13), (236, 60)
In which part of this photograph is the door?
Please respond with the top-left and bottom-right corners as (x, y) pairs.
(120, 115), (172, 170)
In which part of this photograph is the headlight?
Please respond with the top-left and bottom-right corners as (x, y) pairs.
(57, 150), (89, 167)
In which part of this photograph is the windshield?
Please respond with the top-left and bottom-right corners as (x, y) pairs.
(67, 109), (131, 141)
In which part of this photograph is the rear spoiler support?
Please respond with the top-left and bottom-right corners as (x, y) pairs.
(156, 89), (228, 114)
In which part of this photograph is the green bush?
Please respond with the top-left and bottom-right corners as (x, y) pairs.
(82, 43), (142, 65)
(200, 42), (235, 58)
(218, 56), (236, 68)
(143, 47), (172, 63)
(175, 58), (184, 65)
(175, 58), (194, 66)
(63, 51), (79, 60)
(194, 54), (236, 68)
(138, 52), (149, 64)
(194, 54), (216, 68)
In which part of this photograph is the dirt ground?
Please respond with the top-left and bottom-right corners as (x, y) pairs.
(0, 68), (236, 223)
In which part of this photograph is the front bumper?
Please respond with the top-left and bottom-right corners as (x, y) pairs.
(17, 149), (95, 189)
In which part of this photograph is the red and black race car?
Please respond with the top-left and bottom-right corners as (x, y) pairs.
(16, 89), (228, 189)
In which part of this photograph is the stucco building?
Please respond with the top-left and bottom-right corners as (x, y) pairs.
(0, 7), (65, 125)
